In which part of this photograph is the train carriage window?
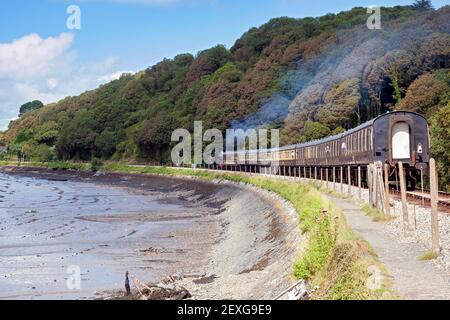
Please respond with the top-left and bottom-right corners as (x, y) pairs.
(363, 130), (365, 151)
(356, 132), (359, 152)
(367, 129), (370, 151)
(367, 128), (370, 151)
(344, 137), (348, 155)
(349, 136), (352, 153)
(351, 135), (354, 153)
(348, 136), (351, 153)
(363, 129), (366, 151)
(359, 131), (362, 152)
(361, 130), (364, 152)
(358, 131), (361, 152)
(351, 134), (353, 153)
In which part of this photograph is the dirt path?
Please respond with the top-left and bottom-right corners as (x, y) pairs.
(328, 196), (450, 300)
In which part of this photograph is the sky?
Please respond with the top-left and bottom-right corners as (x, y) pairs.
(0, 0), (449, 129)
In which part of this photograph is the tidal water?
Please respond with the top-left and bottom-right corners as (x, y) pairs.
(0, 172), (195, 299)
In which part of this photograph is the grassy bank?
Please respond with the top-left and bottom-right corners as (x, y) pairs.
(0, 161), (392, 299)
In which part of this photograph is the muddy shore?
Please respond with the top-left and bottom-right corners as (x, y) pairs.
(0, 166), (301, 300)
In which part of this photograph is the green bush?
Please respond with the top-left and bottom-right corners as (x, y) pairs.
(90, 158), (104, 172)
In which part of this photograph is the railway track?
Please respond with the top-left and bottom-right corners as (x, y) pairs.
(179, 165), (450, 213)
(390, 188), (450, 213)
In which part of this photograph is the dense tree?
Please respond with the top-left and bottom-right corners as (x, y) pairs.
(412, 0), (433, 11)
(397, 72), (449, 117)
(2, 4), (449, 183)
(302, 122), (331, 142)
(430, 103), (450, 191)
(19, 100), (43, 117)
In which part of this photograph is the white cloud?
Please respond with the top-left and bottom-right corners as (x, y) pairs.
(47, 78), (58, 89)
(0, 32), (133, 130)
(0, 33), (74, 79)
(98, 70), (135, 82)
(15, 83), (66, 105)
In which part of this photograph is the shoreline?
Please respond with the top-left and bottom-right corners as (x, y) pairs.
(0, 165), (302, 300)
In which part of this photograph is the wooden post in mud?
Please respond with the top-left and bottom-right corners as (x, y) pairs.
(125, 271), (131, 296)
(384, 164), (391, 217)
(347, 166), (352, 196)
(357, 166), (362, 202)
(340, 166), (344, 193)
(398, 162), (410, 233)
(429, 158), (440, 255)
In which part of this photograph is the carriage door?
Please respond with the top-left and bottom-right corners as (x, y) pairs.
(392, 122), (411, 160)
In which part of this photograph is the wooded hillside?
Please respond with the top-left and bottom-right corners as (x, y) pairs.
(2, 3), (450, 188)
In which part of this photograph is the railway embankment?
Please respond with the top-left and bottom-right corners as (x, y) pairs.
(0, 161), (393, 299)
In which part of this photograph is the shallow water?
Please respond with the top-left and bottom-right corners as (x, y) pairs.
(0, 172), (197, 299)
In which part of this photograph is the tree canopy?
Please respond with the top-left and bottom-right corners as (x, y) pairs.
(3, 3), (450, 190)
(19, 100), (44, 117)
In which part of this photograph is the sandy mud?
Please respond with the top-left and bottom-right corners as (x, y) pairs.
(0, 166), (301, 300)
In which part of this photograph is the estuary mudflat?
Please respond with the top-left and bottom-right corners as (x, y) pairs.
(0, 167), (300, 300)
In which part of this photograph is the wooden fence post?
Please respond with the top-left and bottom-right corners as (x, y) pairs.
(347, 166), (352, 196)
(375, 161), (386, 214)
(320, 167), (323, 188)
(384, 164), (391, 217)
(358, 166), (362, 201)
(398, 162), (410, 233)
(326, 167), (329, 190)
(333, 167), (336, 191)
(429, 158), (440, 255)
(340, 166), (344, 193)
(368, 164), (374, 207)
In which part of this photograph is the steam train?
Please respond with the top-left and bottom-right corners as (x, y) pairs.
(220, 111), (430, 190)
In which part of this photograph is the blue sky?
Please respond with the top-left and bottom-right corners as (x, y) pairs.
(0, 0), (449, 129)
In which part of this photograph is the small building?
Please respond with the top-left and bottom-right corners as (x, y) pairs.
(0, 146), (7, 154)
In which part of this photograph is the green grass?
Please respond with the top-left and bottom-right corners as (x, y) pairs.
(0, 161), (393, 299)
(418, 251), (439, 261)
(362, 204), (391, 222)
